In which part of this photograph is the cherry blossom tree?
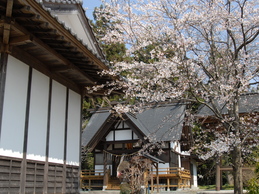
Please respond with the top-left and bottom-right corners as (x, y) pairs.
(89, 0), (259, 193)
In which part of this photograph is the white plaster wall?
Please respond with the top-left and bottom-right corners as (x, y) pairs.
(56, 14), (99, 56)
(115, 130), (132, 141)
(95, 165), (104, 173)
(27, 69), (49, 161)
(191, 161), (198, 188)
(106, 131), (114, 141)
(170, 141), (181, 167)
(133, 132), (138, 140)
(66, 90), (81, 166)
(0, 56), (29, 158)
(158, 163), (170, 174)
(49, 81), (66, 164)
(94, 165), (112, 176)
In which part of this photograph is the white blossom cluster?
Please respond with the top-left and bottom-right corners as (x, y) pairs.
(89, 0), (259, 164)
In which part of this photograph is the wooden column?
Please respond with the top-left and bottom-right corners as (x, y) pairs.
(43, 79), (52, 194)
(155, 163), (159, 193)
(151, 166), (154, 194)
(167, 178), (170, 191)
(216, 157), (221, 191)
(0, 52), (8, 138)
(62, 88), (69, 194)
(103, 147), (108, 190)
(19, 67), (32, 194)
(78, 94), (83, 192)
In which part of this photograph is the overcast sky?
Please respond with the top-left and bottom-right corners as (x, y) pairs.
(83, 0), (102, 20)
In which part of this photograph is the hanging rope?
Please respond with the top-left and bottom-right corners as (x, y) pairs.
(103, 150), (139, 157)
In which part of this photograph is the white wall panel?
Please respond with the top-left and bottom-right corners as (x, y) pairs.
(106, 131), (114, 141)
(0, 56), (29, 158)
(56, 14), (99, 57)
(133, 132), (138, 140)
(27, 69), (49, 161)
(115, 130), (132, 141)
(66, 90), (81, 165)
(158, 163), (170, 174)
(49, 81), (66, 164)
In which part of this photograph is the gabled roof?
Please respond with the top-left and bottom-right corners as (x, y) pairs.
(82, 104), (186, 149)
(197, 93), (259, 116)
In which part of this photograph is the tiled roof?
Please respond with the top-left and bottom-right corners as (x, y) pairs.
(82, 104), (186, 148)
(197, 93), (259, 116)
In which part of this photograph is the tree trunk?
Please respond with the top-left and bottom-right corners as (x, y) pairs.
(232, 146), (243, 194)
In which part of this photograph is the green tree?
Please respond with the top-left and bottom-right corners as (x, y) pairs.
(90, 5), (129, 63)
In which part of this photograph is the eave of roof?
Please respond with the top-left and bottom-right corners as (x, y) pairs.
(41, 0), (106, 60)
(143, 153), (165, 164)
(0, 0), (114, 95)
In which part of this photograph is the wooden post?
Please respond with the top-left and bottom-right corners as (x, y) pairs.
(0, 52), (8, 138)
(167, 178), (170, 191)
(103, 150), (108, 191)
(216, 157), (221, 191)
(151, 166), (154, 194)
(155, 163), (159, 193)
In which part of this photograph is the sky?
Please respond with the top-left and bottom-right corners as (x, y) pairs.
(83, 0), (102, 20)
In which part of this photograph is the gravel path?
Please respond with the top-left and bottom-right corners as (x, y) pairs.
(80, 189), (239, 194)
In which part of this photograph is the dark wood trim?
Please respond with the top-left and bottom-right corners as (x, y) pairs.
(20, 66), (32, 193)
(0, 53), (8, 139)
(62, 87), (69, 194)
(88, 115), (116, 151)
(78, 94), (83, 192)
(106, 140), (138, 144)
(43, 78), (52, 194)
(103, 144), (108, 187)
(123, 119), (146, 140)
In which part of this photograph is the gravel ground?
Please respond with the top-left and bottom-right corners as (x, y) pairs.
(80, 189), (239, 194)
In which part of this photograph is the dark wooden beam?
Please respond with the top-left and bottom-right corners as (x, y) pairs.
(62, 87), (69, 194)
(5, 0), (13, 17)
(20, 67), (33, 194)
(2, 0), (13, 45)
(43, 79), (52, 194)
(9, 34), (33, 46)
(0, 53), (8, 139)
(3, 23), (11, 45)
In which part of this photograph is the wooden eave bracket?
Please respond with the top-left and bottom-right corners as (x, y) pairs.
(9, 34), (33, 46)
(0, 18), (14, 53)
(0, 0), (14, 52)
(9, 21), (97, 84)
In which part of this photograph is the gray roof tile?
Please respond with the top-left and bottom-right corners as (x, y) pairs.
(197, 93), (259, 116)
(82, 104), (186, 147)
